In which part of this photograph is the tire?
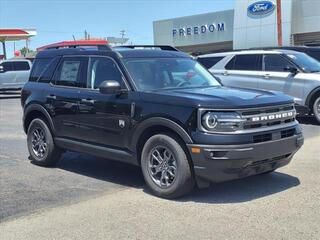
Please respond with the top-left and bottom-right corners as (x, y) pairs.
(27, 118), (62, 166)
(312, 95), (320, 124)
(141, 134), (195, 199)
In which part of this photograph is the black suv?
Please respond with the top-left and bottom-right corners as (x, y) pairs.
(21, 46), (304, 198)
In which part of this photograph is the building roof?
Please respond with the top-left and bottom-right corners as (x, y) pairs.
(0, 29), (36, 41)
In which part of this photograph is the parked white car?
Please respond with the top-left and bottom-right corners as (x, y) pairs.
(198, 50), (320, 123)
(0, 59), (32, 90)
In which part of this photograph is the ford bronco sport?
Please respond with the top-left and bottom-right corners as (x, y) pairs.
(21, 46), (304, 198)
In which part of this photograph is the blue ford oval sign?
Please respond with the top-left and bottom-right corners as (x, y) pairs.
(247, 1), (275, 17)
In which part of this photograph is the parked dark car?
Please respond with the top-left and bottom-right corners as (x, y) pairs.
(260, 46), (320, 62)
(21, 46), (304, 198)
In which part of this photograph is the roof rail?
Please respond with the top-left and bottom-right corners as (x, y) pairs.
(37, 40), (111, 51)
(114, 45), (179, 52)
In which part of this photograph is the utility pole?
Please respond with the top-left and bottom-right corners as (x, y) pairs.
(276, 0), (283, 46)
(120, 30), (126, 45)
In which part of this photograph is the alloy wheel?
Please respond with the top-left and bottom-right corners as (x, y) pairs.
(148, 146), (177, 188)
(31, 127), (47, 159)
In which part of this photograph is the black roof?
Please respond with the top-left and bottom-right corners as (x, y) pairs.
(36, 48), (190, 59)
(254, 46), (320, 52)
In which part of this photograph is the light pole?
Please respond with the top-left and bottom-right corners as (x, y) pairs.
(276, 0), (283, 46)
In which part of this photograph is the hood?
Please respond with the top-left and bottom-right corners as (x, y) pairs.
(140, 86), (293, 109)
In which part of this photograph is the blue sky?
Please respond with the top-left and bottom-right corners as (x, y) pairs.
(0, 0), (234, 57)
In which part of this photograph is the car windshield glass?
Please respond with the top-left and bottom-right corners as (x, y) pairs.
(286, 52), (320, 73)
(123, 58), (220, 91)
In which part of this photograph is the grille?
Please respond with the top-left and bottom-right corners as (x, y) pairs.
(240, 104), (296, 131)
(253, 133), (272, 143)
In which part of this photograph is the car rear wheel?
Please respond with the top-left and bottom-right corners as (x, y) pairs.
(141, 134), (194, 199)
(313, 96), (320, 124)
(27, 118), (62, 166)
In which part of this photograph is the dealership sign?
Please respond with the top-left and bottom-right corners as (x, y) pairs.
(172, 22), (225, 37)
(247, 1), (275, 17)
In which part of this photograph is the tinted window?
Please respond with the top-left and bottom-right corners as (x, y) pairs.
(54, 57), (87, 87)
(233, 54), (261, 71)
(225, 56), (235, 70)
(88, 57), (124, 89)
(264, 54), (294, 72)
(198, 57), (224, 69)
(13, 61), (30, 71)
(0, 62), (13, 72)
(285, 52), (320, 73)
(29, 58), (52, 82)
(38, 57), (60, 83)
(305, 51), (320, 62)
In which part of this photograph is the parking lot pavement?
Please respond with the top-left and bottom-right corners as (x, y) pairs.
(0, 98), (320, 239)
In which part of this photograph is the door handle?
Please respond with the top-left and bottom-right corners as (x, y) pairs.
(46, 94), (56, 100)
(264, 74), (270, 79)
(223, 71), (229, 76)
(81, 98), (95, 104)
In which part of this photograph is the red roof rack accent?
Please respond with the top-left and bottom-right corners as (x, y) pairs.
(37, 40), (110, 51)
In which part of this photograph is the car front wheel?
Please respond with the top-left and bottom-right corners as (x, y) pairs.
(27, 118), (62, 166)
(313, 96), (320, 124)
(141, 134), (195, 199)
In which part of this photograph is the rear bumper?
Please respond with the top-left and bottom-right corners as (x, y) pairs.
(187, 133), (304, 183)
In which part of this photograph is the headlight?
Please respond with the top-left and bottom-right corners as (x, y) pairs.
(201, 111), (244, 133)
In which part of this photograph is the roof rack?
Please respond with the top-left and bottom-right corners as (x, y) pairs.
(114, 45), (179, 52)
(37, 40), (111, 51)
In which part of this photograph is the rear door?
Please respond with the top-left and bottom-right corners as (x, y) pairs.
(259, 54), (304, 104)
(218, 54), (262, 89)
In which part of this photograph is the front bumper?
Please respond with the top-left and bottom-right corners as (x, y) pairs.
(187, 133), (304, 183)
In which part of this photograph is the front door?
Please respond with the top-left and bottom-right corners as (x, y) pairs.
(259, 54), (304, 105)
(77, 56), (134, 150)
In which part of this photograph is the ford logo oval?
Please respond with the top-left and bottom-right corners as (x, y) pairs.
(247, 1), (275, 17)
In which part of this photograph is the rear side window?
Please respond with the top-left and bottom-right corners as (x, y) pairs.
(0, 62), (13, 72)
(29, 58), (52, 82)
(226, 54), (261, 71)
(54, 57), (87, 87)
(13, 61), (30, 71)
(197, 57), (224, 69)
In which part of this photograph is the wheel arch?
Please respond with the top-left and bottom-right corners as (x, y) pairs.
(306, 87), (320, 112)
(23, 104), (55, 134)
(132, 117), (193, 166)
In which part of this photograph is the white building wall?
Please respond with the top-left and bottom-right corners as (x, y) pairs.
(233, 0), (292, 49)
(292, 0), (320, 34)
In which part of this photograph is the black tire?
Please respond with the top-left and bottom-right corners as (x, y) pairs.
(141, 134), (194, 199)
(312, 95), (320, 124)
(27, 118), (61, 166)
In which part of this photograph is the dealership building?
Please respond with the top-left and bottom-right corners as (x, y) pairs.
(153, 0), (320, 54)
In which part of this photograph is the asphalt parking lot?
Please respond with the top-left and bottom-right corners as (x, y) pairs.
(0, 98), (319, 239)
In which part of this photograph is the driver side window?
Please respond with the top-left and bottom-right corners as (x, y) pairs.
(87, 57), (125, 89)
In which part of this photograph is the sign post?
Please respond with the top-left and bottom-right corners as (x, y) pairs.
(276, 0), (283, 46)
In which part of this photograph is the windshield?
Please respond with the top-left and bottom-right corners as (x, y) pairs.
(286, 52), (320, 73)
(123, 58), (220, 91)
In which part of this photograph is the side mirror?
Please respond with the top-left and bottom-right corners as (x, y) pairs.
(99, 80), (122, 94)
(284, 66), (298, 74)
